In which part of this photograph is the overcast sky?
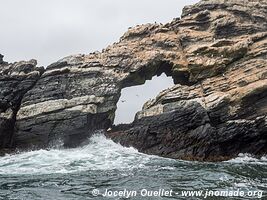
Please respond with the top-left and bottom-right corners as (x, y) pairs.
(0, 0), (198, 66)
(0, 0), (198, 123)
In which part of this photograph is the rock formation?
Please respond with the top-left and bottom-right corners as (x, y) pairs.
(0, 57), (44, 150)
(0, 0), (266, 161)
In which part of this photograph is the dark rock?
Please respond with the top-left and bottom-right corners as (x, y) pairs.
(107, 107), (267, 161)
(0, 58), (44, 148)
(0, 54), (4, 64)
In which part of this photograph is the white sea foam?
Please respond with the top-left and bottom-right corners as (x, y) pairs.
(1, 136), (266, 176)
(0, 134), (152, 175)
(226, 153), (267, 165)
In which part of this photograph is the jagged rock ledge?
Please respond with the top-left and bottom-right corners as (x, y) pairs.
(0, 0), (267, 161)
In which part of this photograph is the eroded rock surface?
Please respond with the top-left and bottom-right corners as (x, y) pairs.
(0, 0), (266, 160)
(0, 56), (44, 149)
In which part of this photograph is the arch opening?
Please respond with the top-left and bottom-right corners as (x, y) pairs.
(114, 73), (174, 125)
(113, 61), (192, 125)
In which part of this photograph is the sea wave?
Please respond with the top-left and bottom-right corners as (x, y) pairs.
(226, 153), (267, 165)
(1, 134), (266, 176)
(0, 134), (152, 175)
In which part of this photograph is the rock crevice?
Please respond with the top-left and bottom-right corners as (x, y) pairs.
(0, 58), (44, 149)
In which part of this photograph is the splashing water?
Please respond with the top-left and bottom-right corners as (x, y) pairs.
(0, 133), (266, 200)
(0, 134), (152, 175)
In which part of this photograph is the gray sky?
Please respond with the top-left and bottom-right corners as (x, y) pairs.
(0, 0), (198, 66)
(0, 0), (198, 124)
(114, 74), (174, 124)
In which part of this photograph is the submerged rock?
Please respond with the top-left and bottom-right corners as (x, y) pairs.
(0, 0), (266, 161)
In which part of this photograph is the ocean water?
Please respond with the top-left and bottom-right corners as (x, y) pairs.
(0, 133), (266, 200)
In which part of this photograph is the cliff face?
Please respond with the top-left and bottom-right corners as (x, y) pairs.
(0, 0), (266, 160)
(0, 56), (44, 150)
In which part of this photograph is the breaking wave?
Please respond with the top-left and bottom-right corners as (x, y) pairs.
(0, 134), (153, 175)
(0, 134), (266, 176)
(0, 133), (266, 200)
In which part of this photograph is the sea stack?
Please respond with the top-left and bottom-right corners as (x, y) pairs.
(0, 0), (266, 161)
